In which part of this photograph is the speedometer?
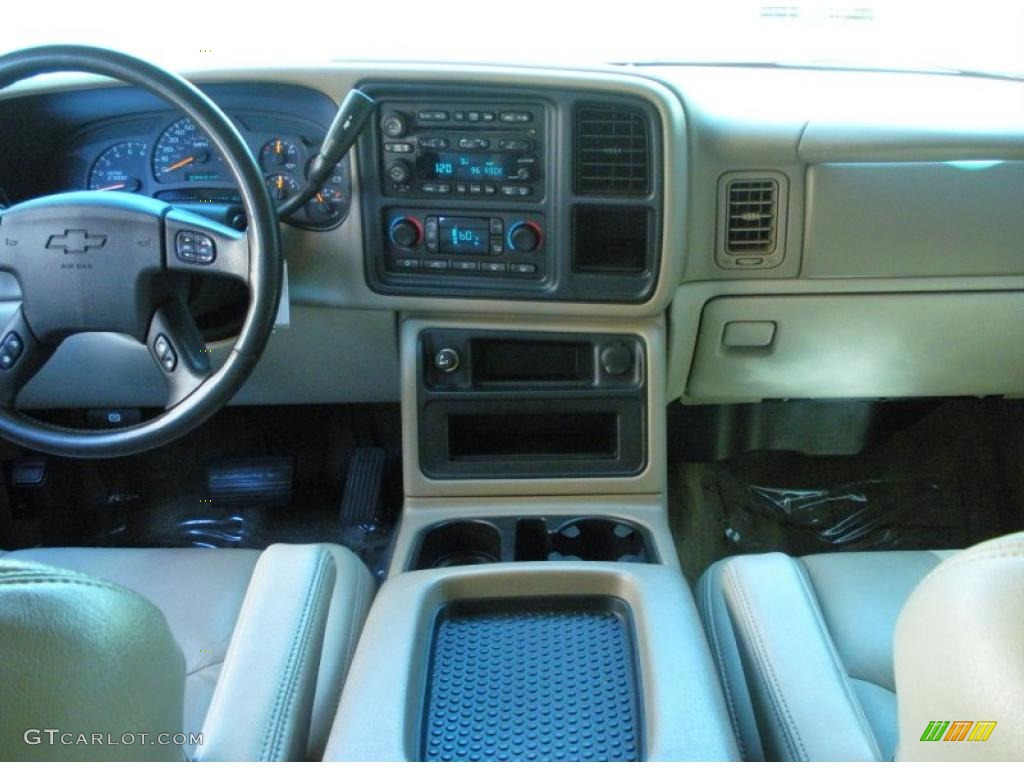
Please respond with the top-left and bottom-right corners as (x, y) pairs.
(88, 141), (147, 192)
(152, 117), (224, 184)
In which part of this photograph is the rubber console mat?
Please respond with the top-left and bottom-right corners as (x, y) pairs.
(423, 597), (642, 762)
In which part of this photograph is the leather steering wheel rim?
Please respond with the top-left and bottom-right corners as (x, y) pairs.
(0, 45), (282, 458)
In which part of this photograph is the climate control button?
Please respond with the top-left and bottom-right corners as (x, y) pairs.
(389, 217), (422, 249)
(507, 221), (542, 254)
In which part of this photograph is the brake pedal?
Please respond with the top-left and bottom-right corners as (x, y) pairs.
(10, 456), (47, 487)
(339, 447), (386, 526)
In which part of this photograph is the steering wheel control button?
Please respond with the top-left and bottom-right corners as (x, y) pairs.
(600, 342), (634, 376)
(0, 332), (24, 370)
(434, 348), (460, 373)
(175, 230), (215, 265)
(153, 334), (177, 372)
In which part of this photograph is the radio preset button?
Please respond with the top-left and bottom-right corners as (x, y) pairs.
(467, 111), (481, 122)
(418, 110), (448, 121)
(482, 111), (496, 122)
(483, 184), (497, 195)
(469, 183), (482, 195)
(418, 137), (449, 149)
(384, 142), (414, 153)
(452, 110), (466, 121)
(454, 183), (468, 194)
(500, 111), (533, 123)
(458, 138), (490, 150)
(501, 185), (531, 196)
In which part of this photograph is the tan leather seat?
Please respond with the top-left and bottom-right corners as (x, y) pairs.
(698, 533), (1023, 761)
(697, 549), (948, 760)
(0, 544), (374, 761)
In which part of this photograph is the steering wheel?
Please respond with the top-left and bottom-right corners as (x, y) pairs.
(0, 45), (282, 459)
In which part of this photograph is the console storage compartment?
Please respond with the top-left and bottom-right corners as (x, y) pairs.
(423, 597), (641, 761)
(418, 329), (647, 479)
(324, 563), (740, 761)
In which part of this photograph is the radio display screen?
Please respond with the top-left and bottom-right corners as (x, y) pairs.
(438, 216), (490, 255)
(419, 152), (509, 182)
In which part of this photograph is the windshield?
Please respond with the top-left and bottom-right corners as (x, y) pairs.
(5, 0), (1024, 79)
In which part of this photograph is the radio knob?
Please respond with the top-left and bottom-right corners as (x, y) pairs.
(386, 160), (412, 184)
(434, 347), (461, 374)
(380, 112), (408, 138)
(507, 221), (541, 254)
(389, 217), (421, 248)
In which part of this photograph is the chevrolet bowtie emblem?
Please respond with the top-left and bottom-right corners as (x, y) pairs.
(46, 229), (107, 254)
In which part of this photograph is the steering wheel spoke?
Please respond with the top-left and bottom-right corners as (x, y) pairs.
(0, 305), (54, 408)
(164, 207), (251, 283)
(148, 298), (213, 408)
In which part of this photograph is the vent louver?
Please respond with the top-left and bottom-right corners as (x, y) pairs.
(725, 179), (778, 254)
(574, 105), (650, 195)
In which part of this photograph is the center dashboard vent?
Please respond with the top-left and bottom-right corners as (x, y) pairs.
(717, 172), (789, 269)
(574, 105), (650, 195)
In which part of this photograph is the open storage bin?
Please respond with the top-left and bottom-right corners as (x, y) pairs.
(422, 596), (642, 761)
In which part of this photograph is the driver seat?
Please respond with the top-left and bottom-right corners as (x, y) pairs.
(0, 544), (375, 761)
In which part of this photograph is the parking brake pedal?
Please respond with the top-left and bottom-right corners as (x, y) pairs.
(207, 457), (294, 507)
(340, 447), (386, 526)
(10, 456), (47, 487)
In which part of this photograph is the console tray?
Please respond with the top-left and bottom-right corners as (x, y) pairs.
(422, 597), (642, 761)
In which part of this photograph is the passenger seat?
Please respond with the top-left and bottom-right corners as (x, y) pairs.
(697, 533), (1024, 760)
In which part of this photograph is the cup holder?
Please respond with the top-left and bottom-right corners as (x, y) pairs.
(413, 520), (503, 570)
(411, 516), (655, 570)
(547, 518), (650, 563)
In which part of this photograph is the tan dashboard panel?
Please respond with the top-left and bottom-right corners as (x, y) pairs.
(804, 161), (1024, 279)
(686, 292), (1024, 402)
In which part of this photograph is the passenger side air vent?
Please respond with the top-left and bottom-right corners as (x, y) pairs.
(574, 105), (650, 195)
(716, 171), (789, 270)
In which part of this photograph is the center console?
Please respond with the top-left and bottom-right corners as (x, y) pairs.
(357, 83), (663, 302)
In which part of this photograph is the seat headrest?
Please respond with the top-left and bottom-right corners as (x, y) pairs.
(0, 559), (187, 760)
(895, 531), (1024, 760)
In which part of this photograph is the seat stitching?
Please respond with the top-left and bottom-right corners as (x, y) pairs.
(794, 561), (883, 760)
(724, 562), (807, 761)
(310, 553), (370, 759)
(698, 565), (746, 759)
(259, 549), (331, 761)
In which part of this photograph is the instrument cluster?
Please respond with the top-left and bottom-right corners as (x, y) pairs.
(68, 113), (351, 230)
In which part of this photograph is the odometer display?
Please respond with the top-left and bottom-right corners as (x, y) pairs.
(152, 117), (224, 184)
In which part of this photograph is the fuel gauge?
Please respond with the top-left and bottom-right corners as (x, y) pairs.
(304, 185), (347, 226)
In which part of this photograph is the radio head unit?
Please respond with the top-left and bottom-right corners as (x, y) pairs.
(375, 99), (545, 202)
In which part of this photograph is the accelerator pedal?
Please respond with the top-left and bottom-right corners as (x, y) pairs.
(339, 447), (386, 526)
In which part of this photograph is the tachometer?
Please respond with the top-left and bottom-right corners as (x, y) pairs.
(152, 117), (224, 184)
(87, 141), (147, 192)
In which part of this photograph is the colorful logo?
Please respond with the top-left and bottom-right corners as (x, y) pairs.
(920, 721), (997, 742)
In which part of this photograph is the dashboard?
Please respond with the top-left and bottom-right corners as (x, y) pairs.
(1, 62), (1024, 412)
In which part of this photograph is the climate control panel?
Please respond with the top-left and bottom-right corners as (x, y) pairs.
(383, 209), (546, 281)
